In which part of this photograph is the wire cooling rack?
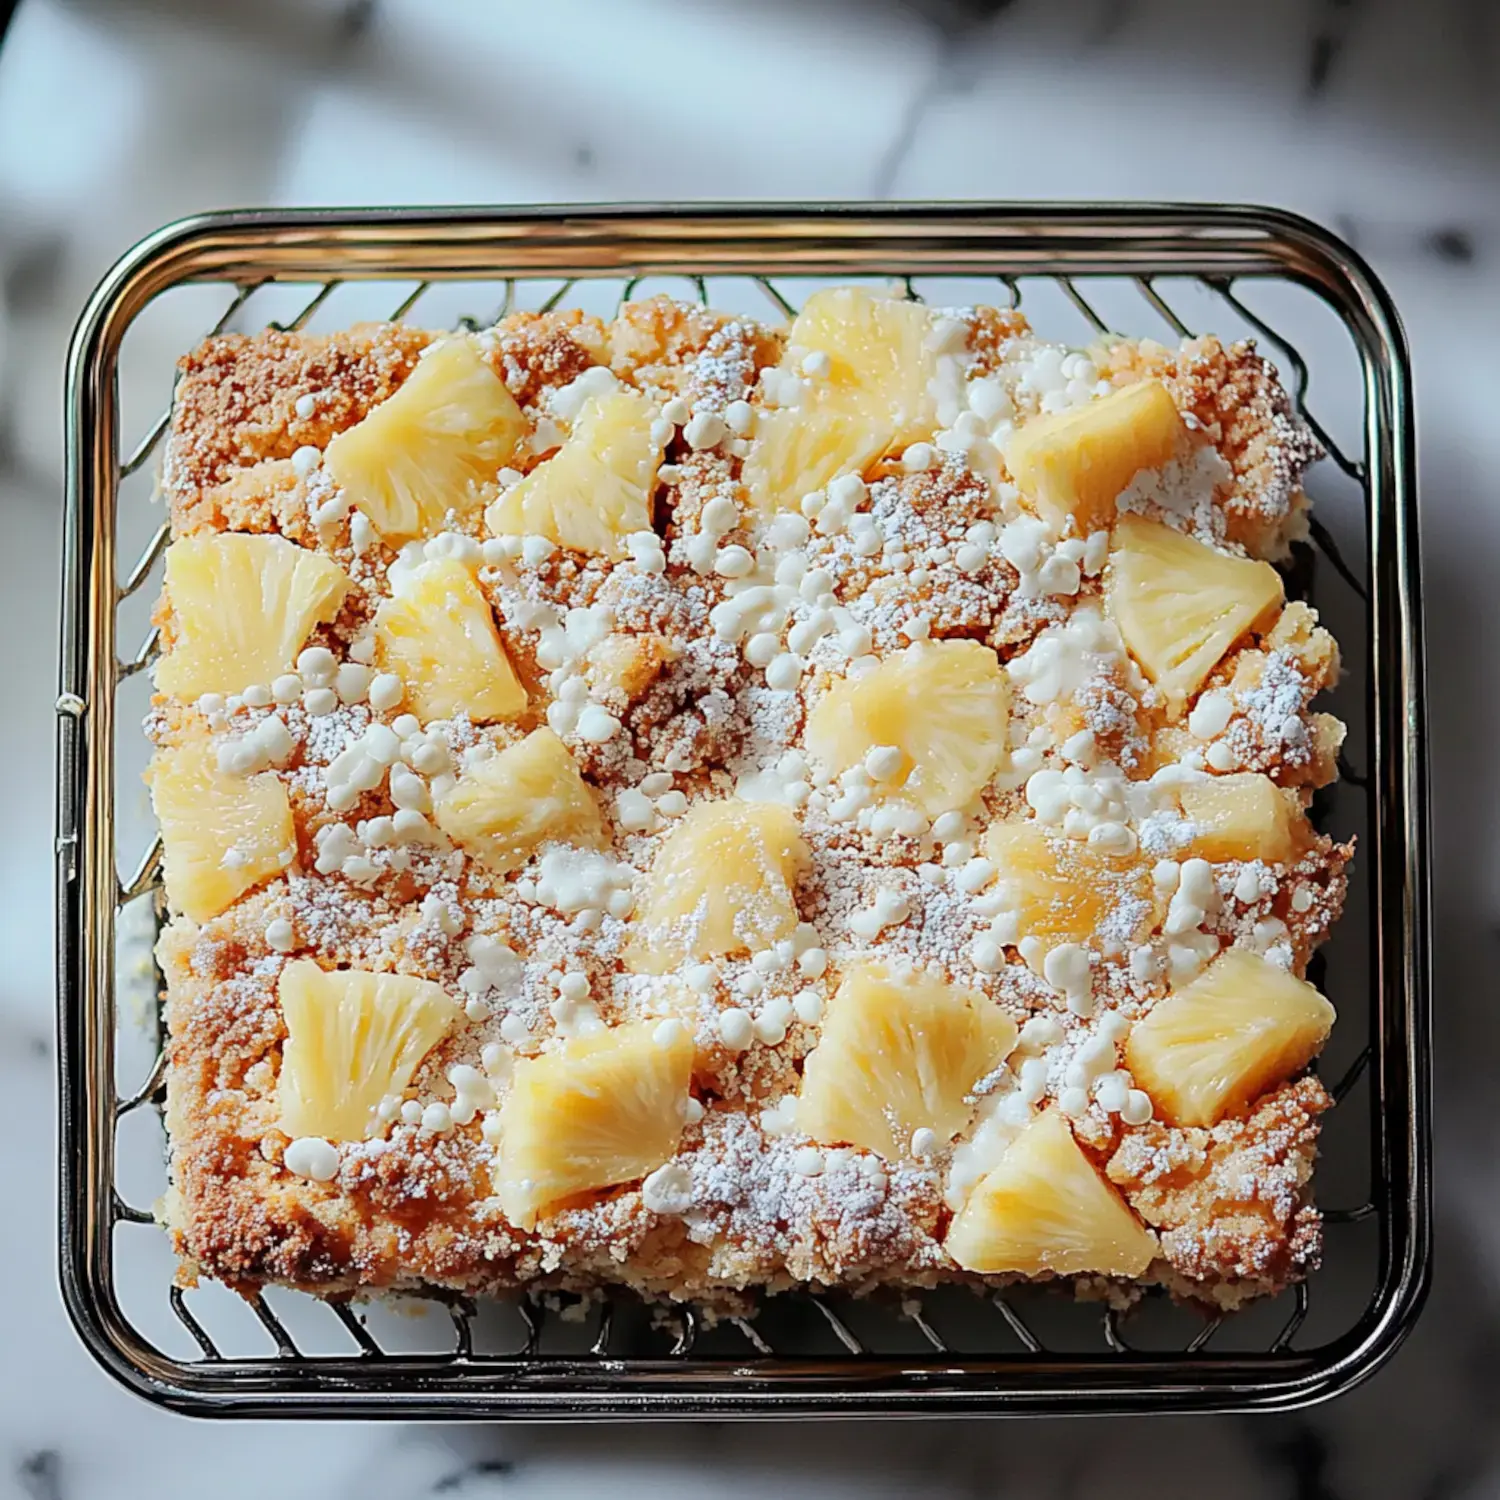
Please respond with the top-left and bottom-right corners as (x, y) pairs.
(56, 205), (1429, 1417)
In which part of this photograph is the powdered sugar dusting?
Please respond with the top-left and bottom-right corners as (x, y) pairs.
(150, 286), (1343, 1314)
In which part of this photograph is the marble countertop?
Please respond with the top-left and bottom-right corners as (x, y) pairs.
(2, 0), (1496, 1495)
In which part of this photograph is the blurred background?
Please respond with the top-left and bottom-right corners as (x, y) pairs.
(3, 0), (1498, 1495)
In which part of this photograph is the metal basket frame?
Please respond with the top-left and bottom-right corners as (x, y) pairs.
(55, 204), (1430, 1418)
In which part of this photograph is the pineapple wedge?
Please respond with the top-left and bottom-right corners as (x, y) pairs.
(741, 407), (893, 518)
(945, 1108), (1157, 1276)
(374, 558), (526, 723)
(1106, 516), (1283, 718)
(983, 822), (1154, 948)
(277, 960), (461, 1141)
(804, 641), (1010, 817)
(435, 727), (604, 873)
(1125, 947), (1334, 1127)
(743, 286), (938, 515)
(797, 961), (1018, 1160)
(485, 388), (660, 557)
(324, 337), (526, 542)
(1006, 379), (1183, 534)
(149, 736), (295, 922)
(788, 286), (937, 437)
(1179, 772), (1304, 864)
(155, 533), (350, 699)
(494, 1020), (694, 1228)
(625, 799), (810, 975)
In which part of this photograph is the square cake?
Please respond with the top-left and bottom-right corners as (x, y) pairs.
(149, 283), (1349, 1316)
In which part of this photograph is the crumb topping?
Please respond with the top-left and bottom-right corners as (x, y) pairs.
(152, 288), (1344, 1315)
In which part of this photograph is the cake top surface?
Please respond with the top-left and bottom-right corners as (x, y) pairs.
(148, 285), (1347, 1307)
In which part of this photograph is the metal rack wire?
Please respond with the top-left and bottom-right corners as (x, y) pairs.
(56, 206), (1429, 1417)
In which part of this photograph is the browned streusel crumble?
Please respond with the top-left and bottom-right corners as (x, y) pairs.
(149, 286), (1348, 1316)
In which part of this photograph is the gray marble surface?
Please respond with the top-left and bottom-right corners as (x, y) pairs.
(2, 0), (1497, 1494)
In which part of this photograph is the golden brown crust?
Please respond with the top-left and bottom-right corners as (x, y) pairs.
(483, 308), (610, 409)
(962, 304), (1035, 374)
(1107, 1076), (1329, 1298)
(608, 294), (782, 401)
(1104, 335), (1323, 561)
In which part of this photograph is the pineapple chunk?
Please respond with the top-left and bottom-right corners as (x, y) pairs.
(743, 286), (938, 515)
(494, 1020), (694, 1228)
(374, 558), (526, 723)
(1125, 947), (1334, 1127)
(277, 960), (461, 1141)
(788, 286), (937, 437)
(983, 822), (1154, 948)
(626, 799), (810, 975)
(1179, 772), (1304, 863)
(797, 961), (1018, 1160)
(1106, 516), (1283, 718)
(155, 533), (350, 699)
(805, 641), (1010, 817)
(1006, 379), (1183, 533)
(324, 337), (526, 542)
(945, 1108), (1157, 1276)
(742, 406), (893, 518)
(434, 728), (604, 873)
(485, 388), (660, 557)
(149, 737), (295, 922)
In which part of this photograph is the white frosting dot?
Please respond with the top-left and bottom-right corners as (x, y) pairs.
(714, 544), (754, 578)
(970, 937), (1002, 973)
(723, 400), (754, 436)
(296, 646), (336, 686)
(264, 917), (295, 953)
(1188, 690), (1234, 740)
(576, 704), (622, 743)
(744, 632), (781, 668)
(701, 496), (738, 534)
(797, 947), (828, 978)
(791, 1145), (826, 1176)
(848, 889), (911, 939)
(792, 989), (824, 1023)
(1058, 1087), (1090, 1119)
(368, 673), (404, 712)
(765, 653), (803, 691)
(641, 1161), (694, 1215)
(284, 1137), (339, 1182)
(684, 410), (727, 450)
(717, 1008), (754, 1051)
